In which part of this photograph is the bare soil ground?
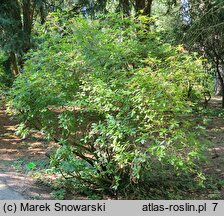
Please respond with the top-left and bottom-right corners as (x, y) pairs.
(0, 103), (53, 199)
(200, 96), (224, 199)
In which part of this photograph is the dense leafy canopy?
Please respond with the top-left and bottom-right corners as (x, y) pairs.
(9, 13), (206, 195)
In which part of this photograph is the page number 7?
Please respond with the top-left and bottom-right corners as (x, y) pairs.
(212, 203), (218, 211)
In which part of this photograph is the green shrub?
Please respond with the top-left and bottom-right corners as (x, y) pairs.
(9, 13), (206, 196)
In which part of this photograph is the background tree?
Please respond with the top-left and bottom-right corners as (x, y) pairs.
(0, 0), (49, 76)
(0, 0), (23, 75)
(157, 0), (224, 106)
(181, 0), (224, 106)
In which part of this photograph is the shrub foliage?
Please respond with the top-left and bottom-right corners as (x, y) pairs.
(9, 13), (206, 196)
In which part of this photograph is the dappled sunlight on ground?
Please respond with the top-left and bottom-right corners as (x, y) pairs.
(201, 97), (224, 197)
(0, 105), (53, 199)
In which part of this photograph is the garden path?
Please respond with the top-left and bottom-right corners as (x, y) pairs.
(0, 104), (52, 200)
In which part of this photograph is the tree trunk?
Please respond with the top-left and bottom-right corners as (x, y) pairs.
(22, 0), (35, 52)
(9, 52), (19, 76)
(216, 62), (224, 108)
(215, 73), (223, 96)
